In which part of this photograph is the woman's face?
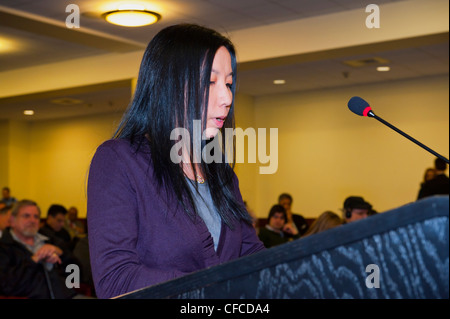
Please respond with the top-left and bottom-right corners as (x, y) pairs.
(204, 46), (233, 138)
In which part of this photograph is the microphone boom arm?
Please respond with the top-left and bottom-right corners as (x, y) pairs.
(368, 111), (449, 164)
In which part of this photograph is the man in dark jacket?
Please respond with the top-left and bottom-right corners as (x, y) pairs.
(0, 199), (77, 299)
(39, 204), (72, 251)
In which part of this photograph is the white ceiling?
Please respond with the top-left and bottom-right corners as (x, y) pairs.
(0, 0), (448, 121)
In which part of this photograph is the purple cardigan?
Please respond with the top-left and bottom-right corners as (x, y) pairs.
(87, 139), (265, 299)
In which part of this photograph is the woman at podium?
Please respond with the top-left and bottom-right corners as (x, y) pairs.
(87, 24), (265, 299)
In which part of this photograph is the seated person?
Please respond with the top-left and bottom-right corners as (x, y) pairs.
(302, 211), (343, 237)
(0, 205), (12, 237)
(39, 204), (80, 269)
(342, 196), (372, 224)
(0, 200), (77, 298)
(278, 193), (309, 237)
(39, 204), (72, 251)
(258, 204), (300, 248)
(64, 206), (86, 240)
(0, 187), (17, 210)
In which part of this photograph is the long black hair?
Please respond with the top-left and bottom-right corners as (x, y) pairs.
(114, 24), (252, 228)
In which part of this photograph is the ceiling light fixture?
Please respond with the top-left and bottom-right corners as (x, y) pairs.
(377, 66), (390, 72)
(102, 8), (161, 27)
(273, 79), (286, 85)
(23, 110), (34, 116)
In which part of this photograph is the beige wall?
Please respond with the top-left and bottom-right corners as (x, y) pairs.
(28, 113), (123, 217)
(0, 113), (121, 218)
(234, 93), (258, 214)
(8, 120), (31, 198)
(1, 75), (448, 218)
(0, 120), (32, 198)
(0, 120), (10, 186)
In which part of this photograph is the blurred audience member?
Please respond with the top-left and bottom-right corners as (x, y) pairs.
(0, 199), (77, 298)
(342, 196), (372, 224)
(0, 205), (12, 237)
(0, 187), (17, 210)
(302, 211), (342, 237)
(64, 206), (85, 239)
(423, 168), (437, 184)
(258, 204), (300, 248)
(278, 193), (309, 237)
(39, 204), (72, 251)
(72, 227), (95, 296)
(417, 158), (449, 200)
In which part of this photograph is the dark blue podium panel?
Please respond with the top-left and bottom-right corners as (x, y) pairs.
(118, 196), (449, 299)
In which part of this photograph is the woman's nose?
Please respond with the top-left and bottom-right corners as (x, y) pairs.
(218, 83), (232, 107)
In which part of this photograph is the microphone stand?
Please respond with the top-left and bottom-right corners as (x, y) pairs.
(367, 110), (449, 164)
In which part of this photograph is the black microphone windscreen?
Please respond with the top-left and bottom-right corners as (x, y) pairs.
(348, 96), (372, 116)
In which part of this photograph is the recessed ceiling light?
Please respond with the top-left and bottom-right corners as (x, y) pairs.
(102, 9), (161, 27)
(50, 98), (83, 105)
(343, 57), (390, 68)
(377, 66), (390, 72)
(23, 110), (34, 116)
(273, 79), (286, 85)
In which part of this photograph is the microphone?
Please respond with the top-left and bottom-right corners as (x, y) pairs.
(348, 96), (449, 164)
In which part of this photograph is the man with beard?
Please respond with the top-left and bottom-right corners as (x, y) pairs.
(0, 199), (77, 298)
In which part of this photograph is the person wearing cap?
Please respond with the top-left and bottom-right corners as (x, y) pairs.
(342, 196), (372, 223)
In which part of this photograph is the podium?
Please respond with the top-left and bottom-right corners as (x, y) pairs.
(118, 196), (449, 299)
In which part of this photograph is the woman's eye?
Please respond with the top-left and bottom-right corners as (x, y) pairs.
(226, 83), (233, 89)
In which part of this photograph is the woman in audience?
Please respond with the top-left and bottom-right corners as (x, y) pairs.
(302, 211), (343, 237)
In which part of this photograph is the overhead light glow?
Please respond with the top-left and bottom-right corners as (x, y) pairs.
(377, 66), (390, 72)
(117, 4), (145, 10)
(273, 79), (286, 85)
(0, 37), (17, 53)
(102, 9), (160, 27)
(23, 110), (35, 116)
